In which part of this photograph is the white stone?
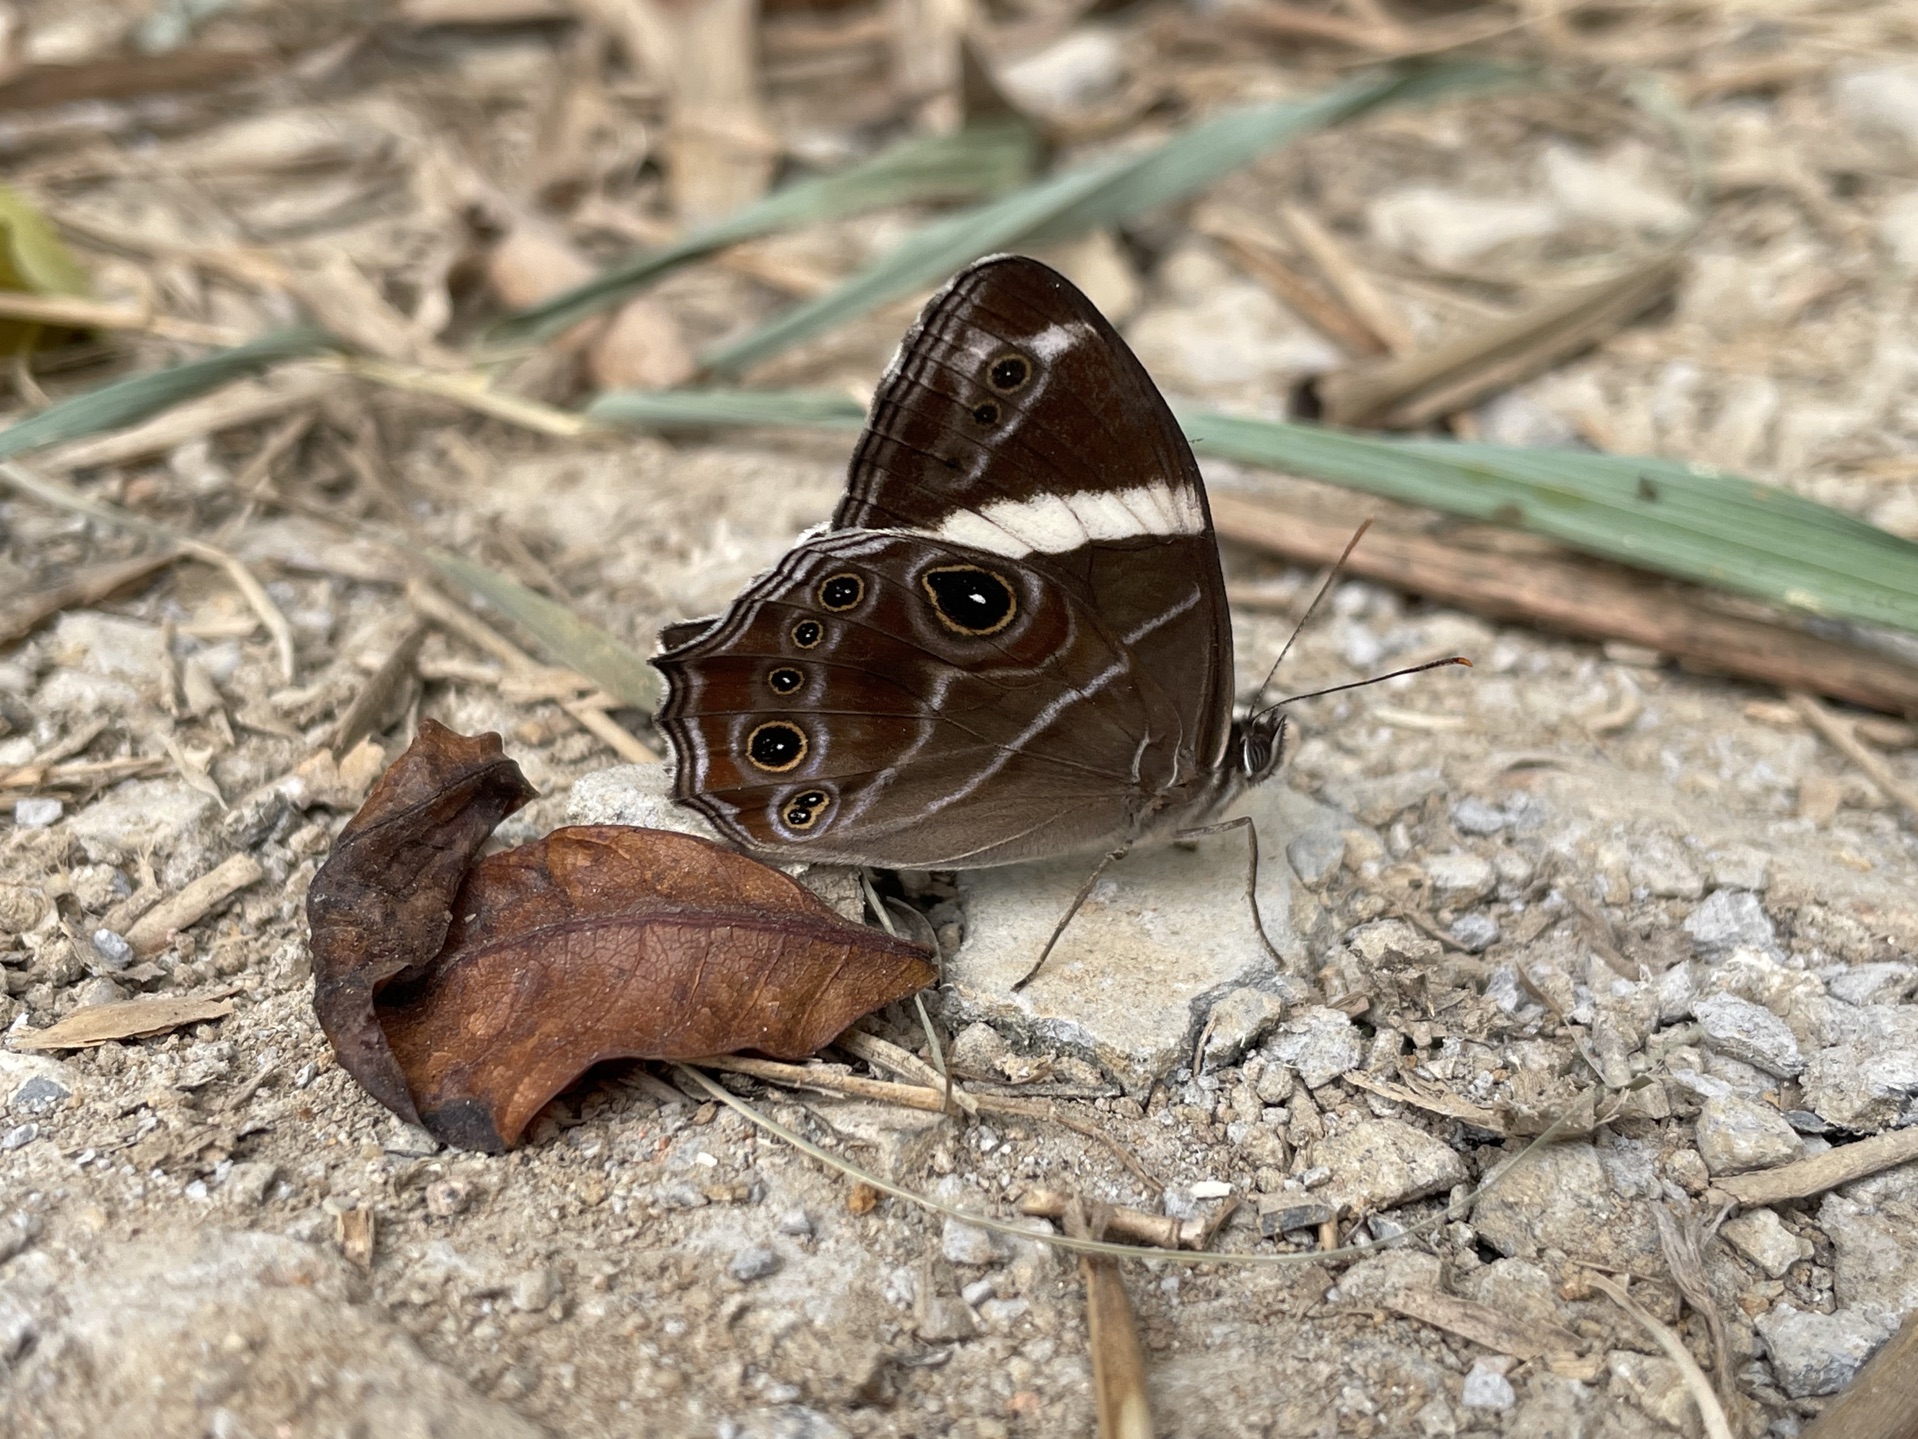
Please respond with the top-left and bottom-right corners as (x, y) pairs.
(944, 782), (1327, 1090)
(996, 29), (1125, 116)
(1367, 187), (1561, 270)
(1460, 1357), (1516, 1410)
(1834, 64), (1918, 157)
(1628, 833), (1703, 900)
(1880, 190), (1918, 269)
(12, 797), (61, 829)
(1423, 851), (1494, 904)
(1540, 143), (1691, 234)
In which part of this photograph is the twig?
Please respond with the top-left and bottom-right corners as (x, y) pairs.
(1062, 1198), (1157, 1439)
(1584, 1272), (1736, 1439)
(1788, 691), (1918, 826)
(560, 698), (660, 763)
(333, 356), (597, 438)
(1208, 496), (1918, 716)
(123, 854), (266, 957)
(839, 1029), (979, 1117)
(1280, 204), (1414, 355)
(1714, 1127), (1918, 1207)
(1020, 1188), (1196, 1250)
(0, 551), (176, 645)
(1654, 1205), (1742, 1429)
(1198, 213), (1387, 357)
(329, 624), (427, 755)
(36, 372), (338, 474)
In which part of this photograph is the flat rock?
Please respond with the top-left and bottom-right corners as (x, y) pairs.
(1694, 1094), (1802, 1175)
(1719, 1210), (1812, 1278)
(1826, 963), (1917, 1006)
(1819, 1166), (1918, 1326)
(1800, 1005), (1918, 1131)
(65, 780), (218, 865)
(1264, 1005), (1362, 1090)
(945, 782), (1330, 1090)
(1315, 1118), (1468, 1214)
(1, 1229), (540, 1436)
(1693, 993), (1803, 1078)
(1471, 1144), (1658, 1267)
(1755, 1303), (1892, 1397)
(1683, 889), (1777, 957)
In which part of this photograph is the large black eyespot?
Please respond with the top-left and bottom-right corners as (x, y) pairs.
(768, 667), (803, 695)
(782, 789), (830, 831)
(791, 619), (823, 649)
(971, 401), (1000, 425)
(746, 721), (807, 772)
(922, 565), (1017, 636)
(817, 573), (864, 612)
(987, 353), (1031, 392)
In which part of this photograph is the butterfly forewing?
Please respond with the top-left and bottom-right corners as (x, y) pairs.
(655, 256), (1239, 869)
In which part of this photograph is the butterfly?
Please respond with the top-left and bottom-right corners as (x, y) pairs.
(653, 254), (1288, 878)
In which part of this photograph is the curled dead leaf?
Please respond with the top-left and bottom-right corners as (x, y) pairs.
(308, 720), (935, 1151)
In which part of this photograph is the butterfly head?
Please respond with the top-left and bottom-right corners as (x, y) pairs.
(1234, 706), (1288, 787)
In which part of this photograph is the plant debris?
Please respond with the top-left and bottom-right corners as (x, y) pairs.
(307, 719), (935, 1151)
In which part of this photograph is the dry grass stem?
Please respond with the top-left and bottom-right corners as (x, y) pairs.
(559, 698), (660, 762)
(1061, 1199), (1157, 1439)
(0, 291), (246, 347)
(329, 625), (428, 756)
(1583, 1272), (1736, 1439)
(1279, 203), (1414, 355)
(1210, 495), (1918, 716)
(1316, 251), (1684, 428)
(1383, 1288), (1580, 1360)
(1788, 691), (1918, 825)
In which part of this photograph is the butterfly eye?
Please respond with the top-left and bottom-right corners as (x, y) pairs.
(817, 573), (864, 611)
(746, 721), (808, 773)
(971, 401), (1000, 426)
(781, 790), (830, 830)
(791, 619), (823, 649)
(768, 667), (804, 695)
(987, 353), (1031, 393)
(922, 565), (1016, 636)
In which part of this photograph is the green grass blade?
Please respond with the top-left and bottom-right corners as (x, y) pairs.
(700, 62), (1514, 378)
(0, 326), (335, 460)
(495, 120), (1039, 343)
(1178, 410), (1918, 635)
(588, 388), (865, 431)
(592, 385), (1918, 636)
(425, 548), (662, 714)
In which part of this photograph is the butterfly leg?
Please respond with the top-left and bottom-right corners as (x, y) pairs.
(1011, 847), (1129, 992)
(1173, 815), (1286, 967)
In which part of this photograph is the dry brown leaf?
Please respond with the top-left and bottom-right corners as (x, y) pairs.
(12, 995), (235, 1051)
(307, 720), (935, 1151)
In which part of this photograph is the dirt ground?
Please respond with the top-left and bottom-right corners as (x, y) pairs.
(2, 1), (1918, 1436)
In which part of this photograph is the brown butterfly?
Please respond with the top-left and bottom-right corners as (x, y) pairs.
(652, 255), (1294, 881)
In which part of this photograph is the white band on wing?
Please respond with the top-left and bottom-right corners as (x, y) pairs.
(914, 483), (1204, 558)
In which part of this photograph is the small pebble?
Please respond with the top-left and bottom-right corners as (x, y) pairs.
(89, 929), (134, 972)
(775, 1207), (813, 1237)
(1, 1124), (38, 1151)
(1189, 1180), (1232, 1200)
(424, 1179), (472, 1217)
(511, 1268), (560, 1312)
(729, 1245), (781, 1283)
(1448, 913), (1501, 953)
(1461, 1358), (1516, 1410)
(13, 797), (61, 829)
(1451, 797), (1508, 835)
(961, 1278), (996, 1307)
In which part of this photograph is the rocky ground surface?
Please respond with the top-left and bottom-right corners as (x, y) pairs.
(3, 1), (1918, 1436)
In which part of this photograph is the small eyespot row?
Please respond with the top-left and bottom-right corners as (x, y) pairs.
(768, 667), (803, 695)
(971, 401), (1000, 425)
(922, 564), (1017, 637)
(791, 618), (824, 649)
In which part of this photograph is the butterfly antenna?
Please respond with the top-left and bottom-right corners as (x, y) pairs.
(1245, 518), (1374, 715)
(1254, 655), (1472, 720)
